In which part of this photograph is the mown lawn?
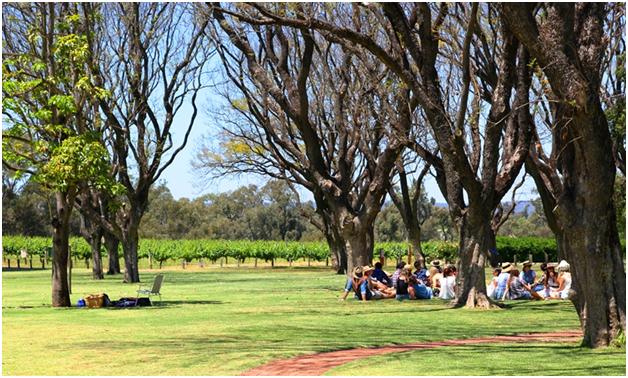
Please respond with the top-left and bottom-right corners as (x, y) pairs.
(2, 266), (625, 375)
(324, 342), (626, 376)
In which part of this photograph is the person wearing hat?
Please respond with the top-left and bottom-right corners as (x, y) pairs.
(429, 260), (443, 291)
(340, 265), (394, 301)
(340, 266), (364, 301)
(493, 262), (513, 300)
(363, 265), (395, 300)
(519, 261), (536, 285)
(551, 260), (572, 300)
(428, 260), (441, 278)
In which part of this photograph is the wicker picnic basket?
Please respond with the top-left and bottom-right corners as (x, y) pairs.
(84, 294), (105, 308)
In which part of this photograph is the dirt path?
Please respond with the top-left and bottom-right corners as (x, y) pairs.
(242, 330), (582, 376)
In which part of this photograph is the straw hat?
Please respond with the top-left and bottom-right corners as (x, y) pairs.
(362, 265), (375, 274)
(522, 260), (533, 267)
(501, 262), (513, 273)
(351, 266), (363, 279)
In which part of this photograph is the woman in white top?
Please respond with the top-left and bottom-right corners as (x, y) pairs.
(552, 260), (572, 299)
(439, 266), (456, 300)
(486, 268), (501, 299)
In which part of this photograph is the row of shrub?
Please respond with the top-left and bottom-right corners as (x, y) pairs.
(3, 235), (570, 265)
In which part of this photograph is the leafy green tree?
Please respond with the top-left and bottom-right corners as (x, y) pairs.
(2, 3), (117, 306)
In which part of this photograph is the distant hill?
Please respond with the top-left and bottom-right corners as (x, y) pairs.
(434, 200), (537, 215)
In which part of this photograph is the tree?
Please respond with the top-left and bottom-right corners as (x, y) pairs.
(200, 3), (413, 274)
(2, 2), (117, 306)
(500, 3), (625, 347)
(238, 3), (534, 307)
(387, 160), (433, 267)
(77, 3), (213, 282)
(2, 171), (52, 236)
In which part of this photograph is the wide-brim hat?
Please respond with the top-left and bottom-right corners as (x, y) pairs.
(501, 262), (513, 272)
(352, 266), (363, 279)
(431, 260), (441, 267)
(522, 260), (533, 267)
(362, 265), (375, 273)
(546, 263), (557, 269)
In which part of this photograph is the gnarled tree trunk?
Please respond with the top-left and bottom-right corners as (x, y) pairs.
(454, 210), (495, 308)
(104, 231), (121, 275)
(121, 218), (141, 283)
(79, 207), (104, 280)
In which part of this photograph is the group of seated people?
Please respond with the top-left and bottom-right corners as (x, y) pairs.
(340, 258), (573, 302)
(340, 260), (457, 301)
(487, 260), (572, 300)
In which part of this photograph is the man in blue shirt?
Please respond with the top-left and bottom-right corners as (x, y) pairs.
(371, 262), (392, 287)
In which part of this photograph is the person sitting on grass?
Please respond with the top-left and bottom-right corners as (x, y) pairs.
(507, 269), (542, 300)
(519, 261), (536, 285)
(430, 263), (444, 294)
(395, 266), (412, 301)
(438, 266), (456, 300)
(363, 265), (396, 300)
(494, 262), (513, 300)
(371, 262), (392, 287)
(428, 259), (441, 279)
(340, 266), (363, 301)
(532, 263), (548, 292)
(549, 260), (572, 300)
(413, 260), (429, 285)
(409, 275), (433, 300)
(391, 261), (406, 288)
(486, 268), (501, 299)
(537, 263), (560, 298)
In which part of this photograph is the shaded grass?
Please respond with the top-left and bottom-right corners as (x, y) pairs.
(324, 342), (627, 376)
(0, 267), (609, 375)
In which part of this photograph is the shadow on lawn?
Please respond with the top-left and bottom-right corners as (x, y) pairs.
(2, 267), (48, 272)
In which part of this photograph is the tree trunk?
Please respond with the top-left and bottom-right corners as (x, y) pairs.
(121, 224), (140, 283)
(89, 236), (104, 279)
(324, 228), (347, 274)
(51, 191), (74, 307)
(407, 226), (425, 269)
(454, 213), (496, 309)
(104, 231), (121, 275)
(343, 228), (374, 275)
(560, 200), (625, 347)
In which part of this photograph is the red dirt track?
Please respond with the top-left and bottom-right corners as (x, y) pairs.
(242, 330), (583, 376)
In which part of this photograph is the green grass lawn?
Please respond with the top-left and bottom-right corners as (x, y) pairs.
(324, 342), (626, 376)
(2, 266), (625, 375)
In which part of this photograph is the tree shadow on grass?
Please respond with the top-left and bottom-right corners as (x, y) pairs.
(2, 267), (48, 272)
(104, 300), (227, 310)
